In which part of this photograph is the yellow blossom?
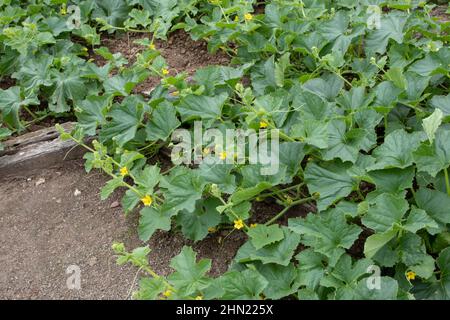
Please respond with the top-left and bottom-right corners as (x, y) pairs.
(203, 148), (211, 155)
(219, 151), (227, 160)
(60, 6), (67, 15)
(244, 13), (253, 21)
(149, 43), (156, 50)
(195, 295), (203, 300)
(171, 90), (179, 97)
(163, 290), (172, 297)
(141, 195), (153, 206)
(208, 227), (217, 233)
(406, 271), (416, 281)
(162, 68), (170, 76)
(234, 219), (244, 230)
(120, 167), (129, 177)
(259, 121), (268, 129)
(250, 223), (258, 228)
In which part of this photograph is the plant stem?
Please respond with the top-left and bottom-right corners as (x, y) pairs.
(265, 197), (314, 226)
(444, 167), (450, 196)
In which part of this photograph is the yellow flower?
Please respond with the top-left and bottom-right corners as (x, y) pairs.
(120, 167), (129, 177)
(244, 13), (253, 21)
(234, 219), (244, 230)
(60, 6), (67, 15)
(171, 90), (179, 97)
(203, 148), (211, 155)
(208, 227), (217, 233)
(259, 121), (268, 129)
(141, 195), (153, 206)
(250, 223), (258, 228)
(406, 271), (416, 281)
(219, 151), (227, 160)
(162, 290), (172, 297)
(149, 43), (156, 50)
(162, 68), (170, 76)
(195, 295), (203, 300)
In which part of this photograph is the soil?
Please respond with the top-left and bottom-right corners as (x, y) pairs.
(431, 5), (450, 22)
(0, 159), (245, 300)
(97, 30), (231, 94)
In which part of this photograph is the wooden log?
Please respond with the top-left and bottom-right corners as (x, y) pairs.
(0, 123), (88, 178)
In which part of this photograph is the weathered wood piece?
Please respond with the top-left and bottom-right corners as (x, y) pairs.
(0, 123), (87, 177)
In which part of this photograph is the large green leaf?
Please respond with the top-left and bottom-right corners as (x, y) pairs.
(365, 12), (407, 55)
(0, 86), (39, 130)
(99, 96), (144, 146)
(247, 224), (284, 250)
(75, 95), (109, 135)
(138, 207), (176, 242)
(414, 128), (450, 177)
(289, 210), (362, 266)
(369, 129), (425, 170)
(159, 167), (206, 214)
(167, 246), (212, 296)
(176, 198), (222, 242)
(145, 101), (181, 141)
(177, 93), (228, 122)
(305, 160), (355, 211)
(362, 193), (409, 233)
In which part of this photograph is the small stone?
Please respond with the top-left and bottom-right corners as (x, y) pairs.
(88, 256), (97, 266)
(110, 201), (120, 208)
(56, 199), (62, 204)
(74, 189), (81, 196)
(35, 178), (45, 186)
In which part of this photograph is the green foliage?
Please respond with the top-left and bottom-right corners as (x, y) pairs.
(3, 0), (450, 300)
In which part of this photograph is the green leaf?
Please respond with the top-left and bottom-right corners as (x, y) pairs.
(0, 86), (39, 130)
(322, 120), (369, 163)
(146, 101), (180, 141)
(138, 207), (176, 242)
(368, 167), (415, 193)
(177, 93), (228, 122)
(50, 69), (86, 113)
(99, 97), (144, 147)
(362, 193), (409, 233)
(365, 12), (407, 55)
(305, 160), (355, 211)
(404, 207), (439, 234)
(351, 277), (399, 300)
(230, 182), (272, 205)
(322, 254), (373, 297)
(215, 269), (268, 300)
(430, 94), (450, 116)
(100, 177), (123, 200)
(176, 198), (222, 242)
(414, 128), (450, 177)
(295, 249), (327, 290)
(422, 108), (444, 144)
(274, 53), (290, 87)
(257, 263), (299, 300)
(133, 165), (161, 194)
(197, 157), (236, 194)
(385, 67), (407, 90)
(290, 119), (329, 149)
(248, 224), (284, 250)
(364, 229), (397, 259)
(415, 188), (450, 225)
(75, 95), (109, 136)
(289, 210), (362, 266)
(160, 167), (205, 214)
(369, 129), (425, 170)
(238, 228), (301, 266)
(168, 246), (212, 296)
(134, 277), (166, 300)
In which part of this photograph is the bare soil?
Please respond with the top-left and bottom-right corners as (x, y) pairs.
(97, 30), (230, 94)
(0, 159), (245, 300)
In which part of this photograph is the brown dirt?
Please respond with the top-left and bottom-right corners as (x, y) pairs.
(97, 30), (230, 94)
(0, 159), (244, 300)
(431, 5), (450, 22)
